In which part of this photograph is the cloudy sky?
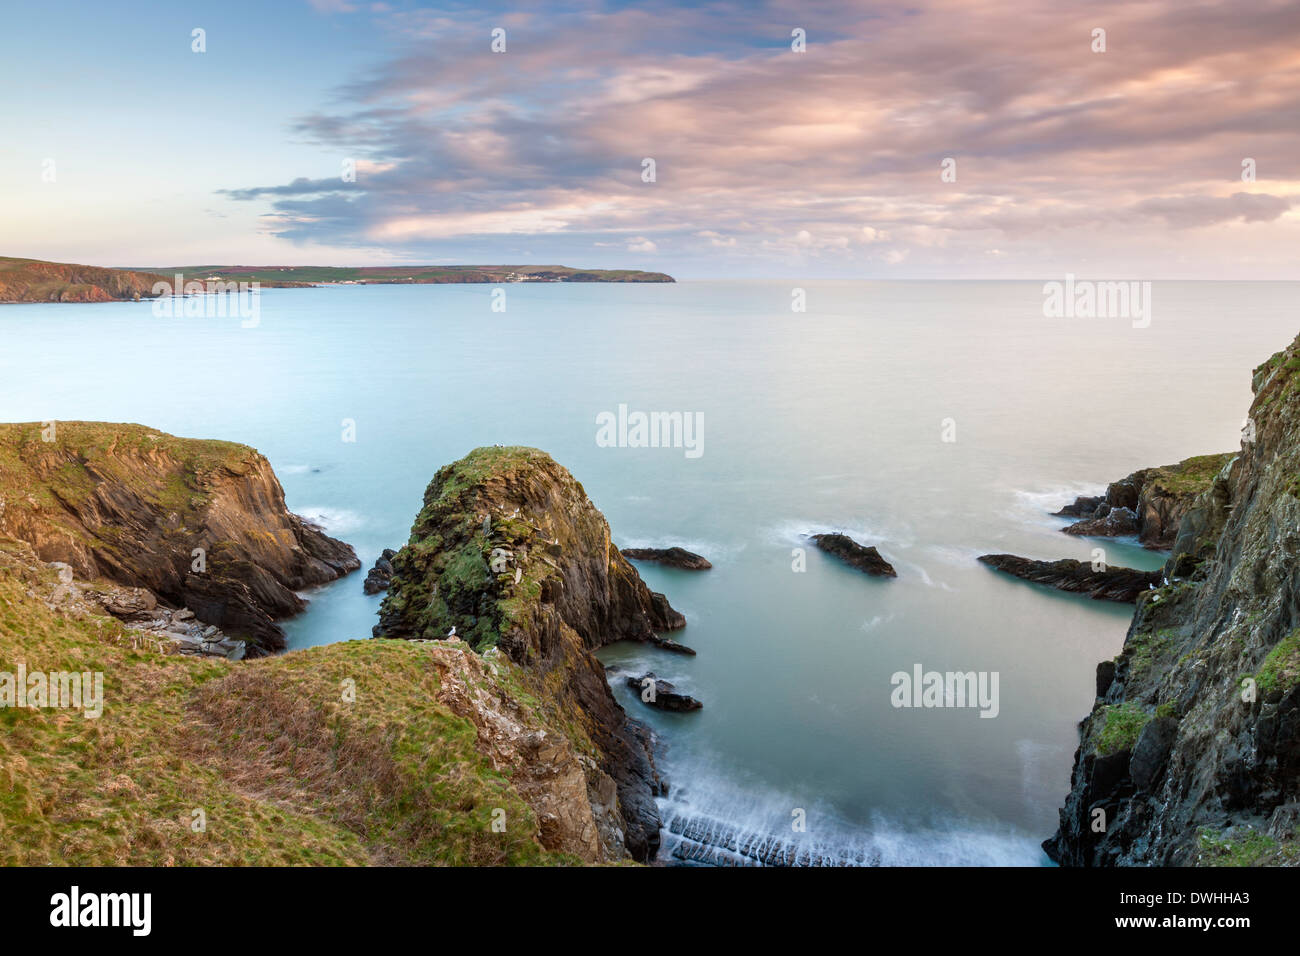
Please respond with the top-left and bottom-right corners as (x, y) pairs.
(3, 0), (1298, 277)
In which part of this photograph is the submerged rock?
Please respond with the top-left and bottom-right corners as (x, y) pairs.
(0, 422), (359, 656)
(809, 533), (897, 577)
(977, 554), (1162, 603)
(624, 673), (703, 712)
(621, 546), (713, 570)
(376, 446), (690, 861)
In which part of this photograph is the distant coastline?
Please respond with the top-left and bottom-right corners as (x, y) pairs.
(0, 256), (674, 303)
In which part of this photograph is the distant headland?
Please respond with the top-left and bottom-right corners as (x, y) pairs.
(0, 256), (674, 303)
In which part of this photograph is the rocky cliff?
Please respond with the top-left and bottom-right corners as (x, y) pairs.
(0, 422), (358, 655)
(1045, 334), (1300, 866)
(376, 446), (689, 861)
(0, 257), (177, 303)
(1056, 453), (1234, 549)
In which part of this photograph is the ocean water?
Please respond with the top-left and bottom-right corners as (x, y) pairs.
(2, 280), (1294, 865)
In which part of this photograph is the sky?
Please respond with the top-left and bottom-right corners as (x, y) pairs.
(2, 0), (1298, 278)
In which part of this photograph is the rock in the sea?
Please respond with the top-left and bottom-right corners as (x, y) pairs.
(363, 548), (397, 594)
(977, 554), (1162, 603)
(808, 533), (897, 577)
(621, 546), (712, 570)
(0, 422), (359, 656)
(1055, 453), (1235, 549)
(624, 673), (703, 712)
(1045, 333), (1300, 866)
(376, 446), (689, 861)
(648, 590), (688, 635)
(1061, 505), (1140, 539)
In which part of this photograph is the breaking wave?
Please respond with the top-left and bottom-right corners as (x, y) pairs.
(656, 763), (1045, 867)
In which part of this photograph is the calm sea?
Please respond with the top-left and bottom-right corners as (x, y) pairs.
(3, 279), (1294, 864)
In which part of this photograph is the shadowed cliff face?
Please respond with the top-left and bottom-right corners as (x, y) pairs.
(377, 446), (687, 861)
(1046, 334), (1300, 866)
(0, 422), (359, 655)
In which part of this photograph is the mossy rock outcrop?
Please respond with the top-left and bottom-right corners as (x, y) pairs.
(0, 422), (359, 654)
(377, 446), (689, 860)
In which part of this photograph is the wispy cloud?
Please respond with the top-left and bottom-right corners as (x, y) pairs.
(220, 0), (1300, 276)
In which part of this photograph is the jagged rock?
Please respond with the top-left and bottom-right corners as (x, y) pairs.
(363, 548), (397, 594)
(94, 583), (158, 620)
(621, 547), (712, 570)
(1266, 802), (1300, 840)
(13, 544), (246, 660)
(808, 533), (897, 577)
(648, 590), (688, 636)
(1055, 453), (1235, 549)
(375, 446), (691, 861)
(1045, 334), (1300, 865)
(1129, 716), (1179, 791)
(977, 554), (1163, 603)
(1055, 494), (1104, 518)
(0, 422), (359, 655)
(1062, 506), (1140, 539)
(1096, 659), (1116, 698)
(624, 673), (703, 712)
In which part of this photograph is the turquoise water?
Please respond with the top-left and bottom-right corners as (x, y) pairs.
(2, 280), (1294, 864)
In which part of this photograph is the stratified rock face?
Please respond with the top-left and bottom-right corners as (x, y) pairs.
(1045, 334), (1300, 866)
(1056, 453), (1234, 549)
(621, 547), (713, 570)
(809, 533), (897, 577)
(0, 422), (359, 656)
(376, 446), (688, 861)
(978, 554), (1162, 603)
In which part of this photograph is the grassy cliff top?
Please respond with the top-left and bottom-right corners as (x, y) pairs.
(0, 421), (251, 465)
(0, 541), (573, 865)
(1144, 452), (1237, 495)
(0, 422), (257, 509)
